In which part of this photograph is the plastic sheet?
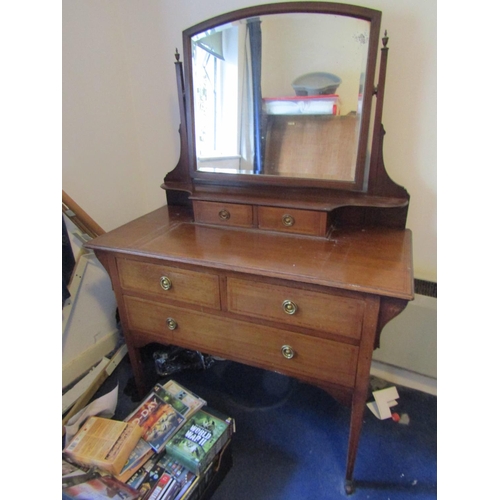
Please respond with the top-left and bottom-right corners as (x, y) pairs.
(153, 346), (215, 376)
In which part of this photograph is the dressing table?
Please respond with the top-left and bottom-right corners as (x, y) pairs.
(86, 3), (413, 494)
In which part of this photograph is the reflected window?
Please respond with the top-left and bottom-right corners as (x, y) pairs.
(192, 27), (239, 160)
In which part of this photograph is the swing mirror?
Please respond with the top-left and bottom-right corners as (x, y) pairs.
(183, 3), (381, 189)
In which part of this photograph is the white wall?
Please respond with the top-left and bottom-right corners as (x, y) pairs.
(63, 1), (162, 231)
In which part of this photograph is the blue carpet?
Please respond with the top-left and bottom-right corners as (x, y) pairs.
(95, 345), (437, 499)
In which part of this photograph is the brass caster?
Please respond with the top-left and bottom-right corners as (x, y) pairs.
(344, 479), (355, 495)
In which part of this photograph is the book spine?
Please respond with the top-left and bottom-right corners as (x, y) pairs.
(164, 446), (201, 475)
(159, 478), (182, 500)
(148, 473), (172, 500)
(175, 477), (199, 500)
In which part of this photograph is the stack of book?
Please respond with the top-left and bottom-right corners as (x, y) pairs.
(62, 380), (234, 500)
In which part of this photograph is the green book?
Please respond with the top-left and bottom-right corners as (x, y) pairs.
(165, 408), (233, 475)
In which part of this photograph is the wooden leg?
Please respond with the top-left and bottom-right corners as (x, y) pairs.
(344, 391), (367, 494)
(127, 344), (147, 398)
(344, 295), (381, 494)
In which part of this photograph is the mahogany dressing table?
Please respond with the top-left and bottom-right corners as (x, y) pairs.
(86, 3), (413, 494)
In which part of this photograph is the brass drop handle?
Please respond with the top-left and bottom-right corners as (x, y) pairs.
(165, 318), (177, 330)
(281, 345), (295, 359)
(282, 214), (295, 227)
(282, 299), (298, 315)
(160, 276), (172, 291)
(219, 209), (231, 221)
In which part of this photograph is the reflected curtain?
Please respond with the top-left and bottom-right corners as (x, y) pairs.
(240, 18), (263, 174)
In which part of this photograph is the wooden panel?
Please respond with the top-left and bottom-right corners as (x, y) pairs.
(227, 277), (365, 340)
(263, 114), (358, 181)
(193, 200), (254, 228)
(117, 258), (220, 309)
(257, 206), (327, 236)
(124, 296), (359, 388)
(87, 206), (414, 300)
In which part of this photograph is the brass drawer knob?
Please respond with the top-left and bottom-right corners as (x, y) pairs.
(160, 276), (172, 291)
(281, 345), (295, 359)
(219, 209), (231, 221)
(282, 299), (298, 315)
(282, 214), (295, 227)
(166, 318), (177, 330)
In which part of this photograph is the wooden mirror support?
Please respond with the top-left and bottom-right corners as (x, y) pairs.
(86, 3), (413, 495)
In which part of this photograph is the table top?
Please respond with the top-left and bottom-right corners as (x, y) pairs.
(86, 205), (414, 300)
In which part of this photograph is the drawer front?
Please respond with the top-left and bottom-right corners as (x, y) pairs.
(227, 278), (365, 340)
(117, 259), (220, 309)
(193, 200), (254, 228)
(124, 296), (359, 388)
(257, 206), (327, 236)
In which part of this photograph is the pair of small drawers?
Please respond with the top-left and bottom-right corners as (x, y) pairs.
(118, 258), (364, 387)
(192, 200), (328, 237)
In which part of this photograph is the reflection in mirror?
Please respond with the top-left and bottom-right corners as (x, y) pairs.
(191, 13), (371, 182)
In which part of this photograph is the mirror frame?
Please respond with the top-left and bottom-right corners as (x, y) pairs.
(182, 2), (381, 191)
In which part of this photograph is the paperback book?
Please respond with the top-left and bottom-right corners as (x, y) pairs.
(62, 459), (87, 480)
(147, 471), (182, 500)
(157, 454), (196, 500)
(115, 439), (155, 483)
(174, 474), (198, 500)
(63, 417), (143, 476)
(128, 454), (170, 499)
(62, 459), (99, 490)
(62, 474), (140, 500)
(126, 453), (161, 491)
(126, 448), (198, 500)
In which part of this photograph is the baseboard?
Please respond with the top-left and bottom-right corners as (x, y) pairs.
(62, 328), (120, 389)
(370, 360), (437, 396)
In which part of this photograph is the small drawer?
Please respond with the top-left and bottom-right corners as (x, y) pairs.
(227, 278), (365, 340)
(257, 206), (328, 236)
(193, 200), (254, 228)
(123, 295), (359, 388)
(117, 259), (220, 309)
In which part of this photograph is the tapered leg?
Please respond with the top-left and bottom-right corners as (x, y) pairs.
(127, 344), (147, 398)
(344, 295), (381, 494)
(344, 390), (368, 494)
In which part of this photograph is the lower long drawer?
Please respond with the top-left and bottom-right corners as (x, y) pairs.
(123, 295), (359, 388)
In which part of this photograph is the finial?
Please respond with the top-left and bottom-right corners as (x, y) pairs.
(382, 30), (389, 48)
(175, 48), (180, 62)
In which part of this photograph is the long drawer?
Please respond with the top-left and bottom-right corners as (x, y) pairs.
(124, 296), (359, 388)
(226, 277), (365, 340)
(117, 258), (221, 309)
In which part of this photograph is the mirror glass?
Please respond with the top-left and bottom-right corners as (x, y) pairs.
(190, 13), (371, 182)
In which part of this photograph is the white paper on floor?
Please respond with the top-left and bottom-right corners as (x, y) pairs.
(366, 386), (399, 420)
